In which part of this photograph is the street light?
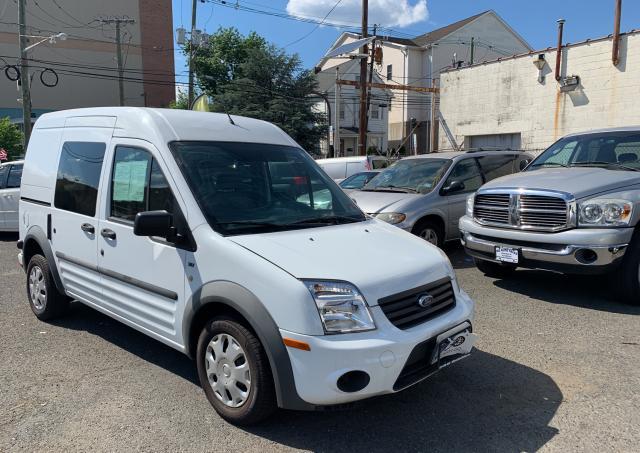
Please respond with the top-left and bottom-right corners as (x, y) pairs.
(533, 54), (546, 83)
(23, 32), (67, 52)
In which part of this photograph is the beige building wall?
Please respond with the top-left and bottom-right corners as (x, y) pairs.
(439, 31), (640, 152)
(0, 0), (173, 121)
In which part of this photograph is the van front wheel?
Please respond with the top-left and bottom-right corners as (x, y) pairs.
(196, 317), (276, 425)
(26, 254), (69, 320)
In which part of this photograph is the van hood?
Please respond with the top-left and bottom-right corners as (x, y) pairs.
(229, 219), (452, 306)
(482, 167), (640, 199)
(349, 190), (420, 214)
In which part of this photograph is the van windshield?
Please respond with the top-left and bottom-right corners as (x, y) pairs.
(362, 158), (450, 194)
(528, 132), (640, 171)
(170, 141), (366, 235)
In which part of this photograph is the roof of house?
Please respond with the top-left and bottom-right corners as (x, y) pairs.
(413, 11), (489, 47)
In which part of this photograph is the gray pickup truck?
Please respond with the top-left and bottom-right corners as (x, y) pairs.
(460, 127), (640, 304)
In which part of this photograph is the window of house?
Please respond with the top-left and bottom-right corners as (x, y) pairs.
(54, 142), (107, 217)
(386, 64), (392, 81)
(370, 105), (379, 120)
(339, 103), (345, 120)
(6, 164), (23, 188)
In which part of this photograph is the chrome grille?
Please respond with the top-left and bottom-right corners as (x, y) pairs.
(473, 191), (572, 232)
(474, 194), (510, 225)
(378, 278), (455, 330)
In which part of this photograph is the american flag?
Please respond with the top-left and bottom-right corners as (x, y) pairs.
(0, 148), (7, 161)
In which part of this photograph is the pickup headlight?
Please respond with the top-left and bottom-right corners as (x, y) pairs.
(303, 280), (375, 334)
(578, 198), (633, 226)
(466, 194), (475, 217)
(375, 212), (406, 224)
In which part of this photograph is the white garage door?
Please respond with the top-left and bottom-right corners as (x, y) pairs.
(469, 133), (522, 150)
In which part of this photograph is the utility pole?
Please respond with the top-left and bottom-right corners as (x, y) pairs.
(469, 37), (475, 65)
(334, 66), (341, 157)
(99, 17), (135, 106)
(188, 0), (198, 108)
(364, 24), (377, 150)
(430, 79), (437, 152)
(358, 0), (368, 156)
(18, 0), (32, 146)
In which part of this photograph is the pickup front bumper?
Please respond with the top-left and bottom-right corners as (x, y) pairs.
(459, 216), (632, 274)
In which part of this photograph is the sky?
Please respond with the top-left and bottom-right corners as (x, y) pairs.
(171, 0), (639, 86)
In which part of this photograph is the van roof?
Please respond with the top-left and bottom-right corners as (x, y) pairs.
(33, 107), (299, 148)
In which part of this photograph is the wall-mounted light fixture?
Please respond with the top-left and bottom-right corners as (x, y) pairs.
(560, 75), (581, 92)
(533, 54), (546, 83)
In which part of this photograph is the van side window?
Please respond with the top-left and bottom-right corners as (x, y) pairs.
(110, 146), (180, 224)
(111, 147), (152, 221)
(476, 155), (515, 182)
(54, 142), (106, 217)
(0, 165), (8, 189)
(6, 164), (23, 188)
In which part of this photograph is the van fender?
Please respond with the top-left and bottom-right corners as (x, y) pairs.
(23, 226), (66, 295)
(184, 280), (314, 411)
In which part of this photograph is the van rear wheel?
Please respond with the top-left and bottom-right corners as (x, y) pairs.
(26, 254), (69, 320)
(196, 317), (276, 425)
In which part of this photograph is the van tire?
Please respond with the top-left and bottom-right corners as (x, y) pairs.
(413, 219), (443, 248)
(474, 258), (516, 279)
(196, 317), (277, 425)
(612, 235), (640, 305)
(26, 254), (69, 320)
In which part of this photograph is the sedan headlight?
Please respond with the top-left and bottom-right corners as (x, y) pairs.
(466, 194), (475, 217)
(578, 198), (633, 226)
(375, 212), (406, 224)
(303, 280), (375, 334)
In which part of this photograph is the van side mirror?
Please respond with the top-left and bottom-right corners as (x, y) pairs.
(442, 180), (465, 195)
(519, 159), (532, 171)
(134, 210), (174, 238)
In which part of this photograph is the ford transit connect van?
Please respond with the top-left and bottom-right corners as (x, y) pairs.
(17, 108), (476, 424)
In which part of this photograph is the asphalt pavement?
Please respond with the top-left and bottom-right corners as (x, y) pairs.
(1, 232), (638, 452)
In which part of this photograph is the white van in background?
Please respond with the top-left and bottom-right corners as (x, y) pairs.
(18, 108), (475, 425)
(0, 160), (23, 232)
(315, 156), (390, 181)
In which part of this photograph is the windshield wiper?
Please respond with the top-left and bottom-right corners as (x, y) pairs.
(367, 185), (417, 193)
(289, 215), (364, 226)
(570, 161), (640, 172)
(530, 161), (568, 168)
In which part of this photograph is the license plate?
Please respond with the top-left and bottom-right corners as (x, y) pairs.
(495, 246), (519, 263)
(438, 330), (477, 362)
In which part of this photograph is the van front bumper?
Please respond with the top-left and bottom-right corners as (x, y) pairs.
(459, 216), (631, 274)
(280, 290), (475, 406)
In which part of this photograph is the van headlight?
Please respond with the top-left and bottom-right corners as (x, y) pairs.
(578, 198), (633, 226)
(303, 280), (375, 334)
(466, 194), (475, 217)
(375, 212), (406, 224)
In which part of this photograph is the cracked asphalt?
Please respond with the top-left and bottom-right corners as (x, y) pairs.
(1, 232), (639, 452)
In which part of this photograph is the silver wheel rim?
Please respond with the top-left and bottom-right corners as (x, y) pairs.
(419, 228), (439, 245)
(29, 265), (47, 311)
(205, 333), (251, 408)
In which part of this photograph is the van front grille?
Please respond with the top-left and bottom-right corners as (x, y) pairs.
(378, 278), (455, 330)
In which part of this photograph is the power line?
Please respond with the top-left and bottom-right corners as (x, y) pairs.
(284, 0), (345, 48)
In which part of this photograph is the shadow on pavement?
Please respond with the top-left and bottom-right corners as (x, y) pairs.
(51, 294), (562, 452)
(245, 350), (562, 452)
(445, 243), (475, 270)
(51, 302), (199, 385)
(0, 232), (18, 242)
(492, 271), (640, 315)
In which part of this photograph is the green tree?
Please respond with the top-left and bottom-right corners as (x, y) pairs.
(0, 117), (24, 161)
(184, 28), (326, 154)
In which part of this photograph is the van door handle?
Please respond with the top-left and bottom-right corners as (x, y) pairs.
(81, 223), (95, 234)
(101, 229), (117, 240)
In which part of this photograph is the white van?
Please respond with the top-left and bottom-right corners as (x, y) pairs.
(316, 156), (389, 181)
(18, 108), (476, 424)
(0, 160), (23, 232)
